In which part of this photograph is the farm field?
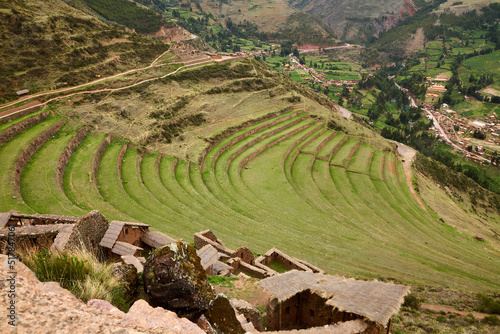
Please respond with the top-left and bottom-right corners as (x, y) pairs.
(0, 109), (499, 293)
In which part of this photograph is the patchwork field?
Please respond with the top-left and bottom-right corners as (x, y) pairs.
(0, 108), (499, 292)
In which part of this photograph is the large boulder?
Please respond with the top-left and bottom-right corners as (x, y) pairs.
(143, 242), (215, 321)
(204, 295), (245, 334)
(122, 299), (205, 334)
(230, 298), (264, 331)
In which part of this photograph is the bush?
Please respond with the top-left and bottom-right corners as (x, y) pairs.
(403, 294), (421, 310)
(20, 248), (128, 309)
(477, 294), (500, 315)
(482, 314), (500, 326)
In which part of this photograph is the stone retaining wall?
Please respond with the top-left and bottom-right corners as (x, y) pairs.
(226, 116), (309, 173)
(93, 135), (111, 188)
(309, 132), (337, 169)
(328, 136), (348, 163)
(240, 122), (315, 172)
(212, 111), (301, 171)
(0, 103), (42, 125)
(56, 127), (89, 191)
(117, 144), (128, 185)
(0, 111), (49, 147)
(65, 210), (110, 260)
(198, 107), (294, 167)
(282, 124), (323, 170)
(14, 120), (66, 197)
(345, 141), (362, 168)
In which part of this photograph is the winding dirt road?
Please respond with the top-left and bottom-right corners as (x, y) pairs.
(396, 142), (431, 216)
(0, 48), (174, 112)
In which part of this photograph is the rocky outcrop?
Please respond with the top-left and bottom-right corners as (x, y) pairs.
(0, 254), (203, 334)
(204, 295), (245, 334)
(122, 300), (205, 334)
(143, 242), (215, 321)
(230, 298), (264, 332)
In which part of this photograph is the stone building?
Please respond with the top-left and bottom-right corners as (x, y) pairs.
(99, 221), (176, 260)
(258, 271), (409, 333)
(0, 210), (109, 259)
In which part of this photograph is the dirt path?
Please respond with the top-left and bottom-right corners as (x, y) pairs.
(0, 65), (187, 122)
(0, 47), (173, 111)
(0, 100), (43, 119)
(336, 105), (352, 119)
(396, 142), (431, 216)
(421, 304), (489, 319)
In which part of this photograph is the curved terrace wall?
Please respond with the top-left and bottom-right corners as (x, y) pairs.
(240, 122), (316, 172)
(198, 107), (294, 167)
(14, 120), (66, 197)
(56, 127), (89, 191)
(0, 111), (49, 147)
(92, 135), (111, 188)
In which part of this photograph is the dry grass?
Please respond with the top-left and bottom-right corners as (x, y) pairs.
(19, 246), (120, 303)
(435, 0), (498, 14)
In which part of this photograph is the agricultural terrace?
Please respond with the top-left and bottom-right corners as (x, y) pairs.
(0, 109), (499, 293)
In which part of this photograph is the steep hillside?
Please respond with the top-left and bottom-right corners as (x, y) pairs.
(435, 0), (499, 14)
(0, 0), (170, 102)
(0, 55), (499, 292)
(288, 0), (421, 41)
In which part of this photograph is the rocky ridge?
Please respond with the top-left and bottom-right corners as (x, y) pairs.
(0, 255), (203, 334)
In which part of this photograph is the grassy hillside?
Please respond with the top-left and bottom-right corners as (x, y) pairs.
(0, 58), (499, 293)
(288, 0), (421, 42)
(0, 0), (170, 102)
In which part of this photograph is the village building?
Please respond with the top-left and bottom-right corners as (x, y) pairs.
(16, 89), (29, 96)
(99, 221), (175, 260)
(0, 210), (108, 259)
(258, 271), (409, 333)
(434, 74), (450, 82)
(255, 247), (323, 274)
(471, 119), (488, 130)
(196, 244), (233, 275)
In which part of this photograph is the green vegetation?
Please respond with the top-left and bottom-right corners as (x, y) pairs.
(0, 0), (170, 102)
(477, 294), (500, 315)
(81, 0), (169, 33)
(266, 261), (289, 273)
(21, 248), (133, 311)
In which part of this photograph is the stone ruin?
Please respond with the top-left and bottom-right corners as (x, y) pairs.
(194, 229), (324, 279)
(0, 210), (108, 259)
(1, 209), (406, 333)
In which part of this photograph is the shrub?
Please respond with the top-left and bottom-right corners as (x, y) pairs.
(20, 248), (126, 307)
(477, 294), (500, 315)
(436, 315), (447, 322)
(403, 294), (421, 310)
(482, 314), (500, 326)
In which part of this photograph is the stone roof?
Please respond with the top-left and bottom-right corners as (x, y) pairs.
(51, 225), (76, 252)
(16, 89), (29, 95)
(212, 261), (233, 273)
(121, 255), (144, 273)
(0, 212), (11, 228)
(112, 221), (150, 228)
(0, 224), (67, 237)
(197, 244), (219, 270)
(142, 231), (175, 249)
(111, 241), (143, 256)
(99, 221), (125, 248)
(258, 271), (410, 325)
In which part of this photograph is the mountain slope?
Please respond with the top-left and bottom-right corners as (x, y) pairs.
(0, 0), (170, 102)
(288, 0), (420, 41)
